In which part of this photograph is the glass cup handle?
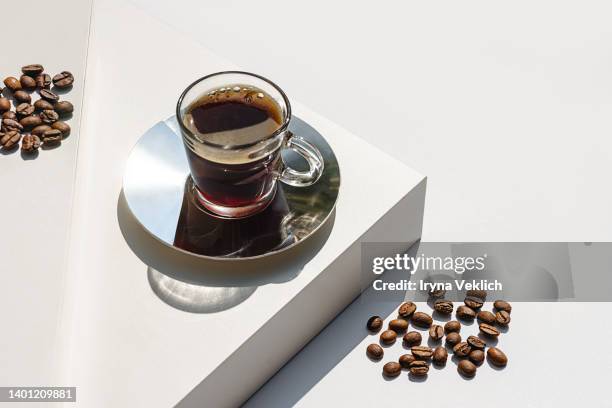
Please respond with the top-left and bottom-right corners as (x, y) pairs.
(279, 131), (324, 187)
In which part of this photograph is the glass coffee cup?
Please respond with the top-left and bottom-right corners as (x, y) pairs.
(177, 71), (324, 218)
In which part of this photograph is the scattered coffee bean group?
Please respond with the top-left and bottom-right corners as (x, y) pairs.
(366, 290), (510, 380)
(1, 64), (74, 155)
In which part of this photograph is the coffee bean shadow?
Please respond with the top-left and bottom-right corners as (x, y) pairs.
(457, 371), (476, 381)
(379, 340), (396, 349)
(432, 311), (451, 322)
(497, 325), (510, 334)
(477, 333), (498, 347)
(432, 362), (446, 371)
(486, 358), (506, 371)
(427, 337), (441, 348)
(0, 147), (18, 155)
(20, 150), (38, 160)
(366, 355), (383, 364)
(457, 317), (475, 326)
(408, 373), (428, 382)
(59, 112), (74, 121)
(450, 354), (463, 365)
(381, 373), (400, 382)
(41, 143), (61, 151)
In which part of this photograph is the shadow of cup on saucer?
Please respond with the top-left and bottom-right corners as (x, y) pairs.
(117, 191), (335, 312)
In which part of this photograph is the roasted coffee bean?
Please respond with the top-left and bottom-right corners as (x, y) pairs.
(2, 118), (23, 132)
(0, 97), (10, 112)
(0, 97), (11, 113)
(366, 316), (383, 333)
(434, 299), (453, 315)
(487, 347), (508, 367)
(399, 353), (416, 368)
(444, 320), (461, 333)
(457, 359), (477, 377)
(54, 100), (74, 115)
(380, 330), (397, 345)
(495, 310), (511, 326)
(411, 312), (433, 328)
(22, 64), (44, 76)
(466, 289), (487, 300)
(35, 73), (52, 89)
(3, 77), (21, 91)
(408, 360), (429, 376)
(429, 324), (444, 341)
(382, 361), (401, 378)
(20, 75), (37, 91)
(32, 125), (51, 137)
(40, 109), (59, 124)
(403, 331), (422, 347)
(21, 134), (41, 153)
(13, 90), (31, 104)
(39, 89), (59, 102)
(494, 300), (512, 313)
(445, 332), (461, 347)
(52, 71), (74, 88)
(16, 103), (34, 118)
(2, 111), (17, 120)
(20, 115), (43, 129)
(366, 343), (384, 360)
(432, 346), (448, 366)
(464, 296), (484, 310)
(34, 99), (54, 111)
(428, 288), (446, 299)
(477, 310), (496, 325)
(411, 346), (433, 360)
(42, 129), (62, 146)
(1, 131), (21, 149)
(469, 349), (485, 366)
(398, 301), (416, 318)
(456, 305), (476, 320)
(453, 342), (471, 357)
(389, 318), (408, 334)
(479, 323), (500, 337)
(467, 335), (486, 350)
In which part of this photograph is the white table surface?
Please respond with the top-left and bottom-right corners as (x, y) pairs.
(128, 1), (612, 407)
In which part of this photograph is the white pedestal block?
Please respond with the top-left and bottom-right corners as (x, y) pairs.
(61, 2), (426, 407)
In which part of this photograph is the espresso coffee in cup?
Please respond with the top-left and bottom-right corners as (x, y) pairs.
(182, 87), (283, 210)
(177, 72), (324, 218)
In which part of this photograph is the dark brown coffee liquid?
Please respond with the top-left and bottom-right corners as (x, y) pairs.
(184, 148), (280, 207)
(183, 87), (284, 208)
(190, 101), (274, 135)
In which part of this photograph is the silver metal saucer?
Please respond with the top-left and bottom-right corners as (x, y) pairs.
(123, 116), (340, 260)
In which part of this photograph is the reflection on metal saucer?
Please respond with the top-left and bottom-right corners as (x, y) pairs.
(122, 115), (340, 260)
